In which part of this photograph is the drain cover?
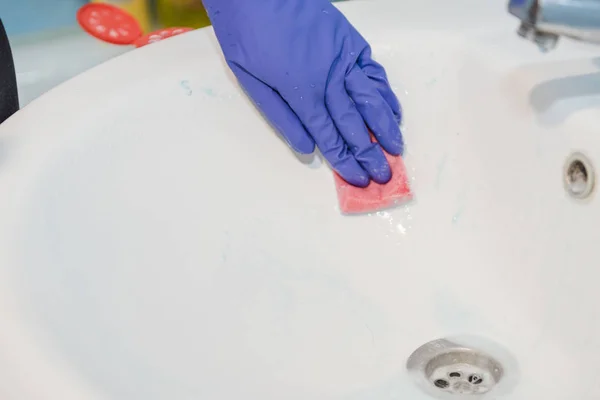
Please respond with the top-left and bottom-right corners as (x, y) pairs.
(407, 338), (506, 397)
(424, 350), (502, 395)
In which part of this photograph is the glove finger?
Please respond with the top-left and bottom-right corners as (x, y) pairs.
(229, 62), (315, 154)
(357, 50), (402, 124)
(325, 76), (391, 184)
(345, 65), (403, 156)
(292, 99), (370, 188)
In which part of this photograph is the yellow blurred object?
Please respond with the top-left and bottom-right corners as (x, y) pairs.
(91, 0), (152, 33)
(156, 0), (211, 29)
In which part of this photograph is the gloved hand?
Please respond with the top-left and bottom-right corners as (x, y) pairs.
(202, 0), (403, 187)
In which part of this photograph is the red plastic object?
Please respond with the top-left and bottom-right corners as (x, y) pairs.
(334, 136), (412, 214)
(77, 3), (143, 45)
(133, 27), (194, 48)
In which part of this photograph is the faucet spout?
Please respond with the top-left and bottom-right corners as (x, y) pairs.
(508, 0), (600, 51)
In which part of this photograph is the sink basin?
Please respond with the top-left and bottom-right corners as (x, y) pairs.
(1, 0), (600, 399)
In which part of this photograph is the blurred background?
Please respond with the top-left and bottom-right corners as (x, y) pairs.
(1, 0), (348, 108)
(1, 0), (211, 107)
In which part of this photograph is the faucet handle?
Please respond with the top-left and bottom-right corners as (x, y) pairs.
(508, 0), (600, 50)
(508, 0), (560, 51)
(517, 22), (560, 52)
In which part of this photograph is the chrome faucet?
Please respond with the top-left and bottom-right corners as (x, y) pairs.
(508, 0), (600, 51)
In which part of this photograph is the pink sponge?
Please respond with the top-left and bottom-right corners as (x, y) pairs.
(334, 141), (412, 214)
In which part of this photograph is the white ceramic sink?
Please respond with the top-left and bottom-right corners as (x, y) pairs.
(1, 1), (600, 399)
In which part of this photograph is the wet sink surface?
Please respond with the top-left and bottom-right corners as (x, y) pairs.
(1, 1), (600, 399)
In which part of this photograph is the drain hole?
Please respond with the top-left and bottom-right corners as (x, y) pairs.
(448, 372), (462, 378)
(564, 152), (595, 200)
(468, 374), (483, 385)
(434, 379), (449, 389)
(569, 160), (588, 180)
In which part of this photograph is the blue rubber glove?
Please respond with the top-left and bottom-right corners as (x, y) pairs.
(202, 0), (403, 187)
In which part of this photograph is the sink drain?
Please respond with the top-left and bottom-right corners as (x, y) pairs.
(407, 338), (508, 397)
(564, 152), (595, 200)
(422, 350), (502, 395)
